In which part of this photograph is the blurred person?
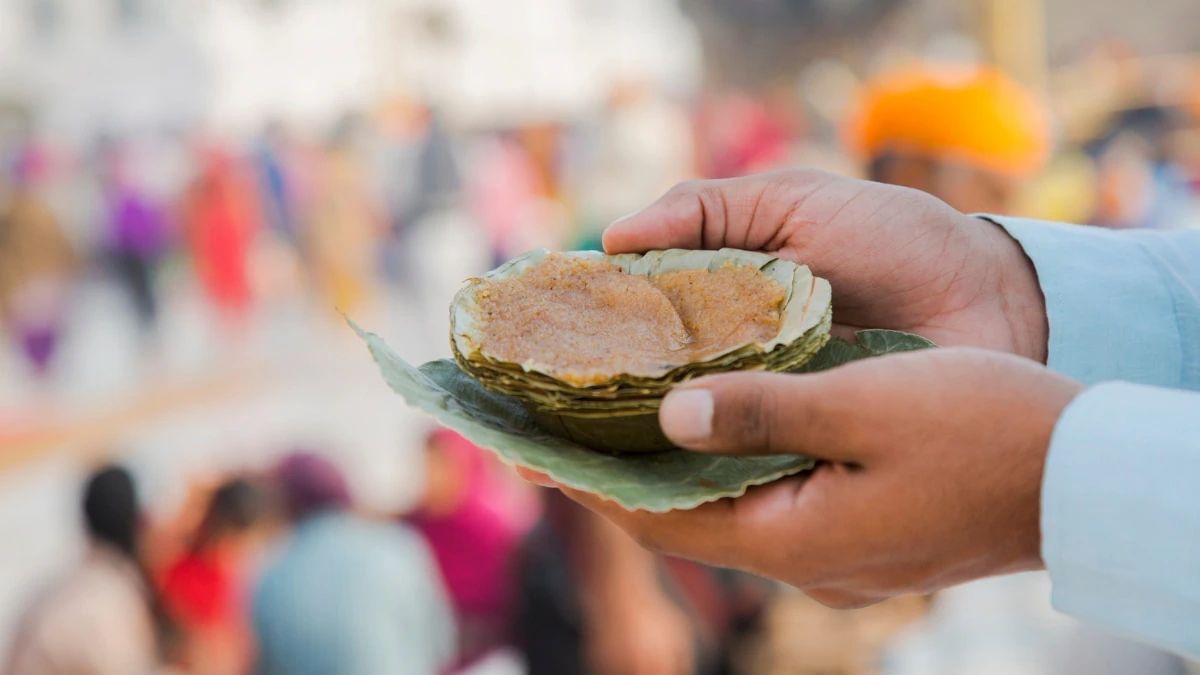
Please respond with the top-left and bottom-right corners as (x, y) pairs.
(0, 141), (78, 380)
(572, 81), (695, 251)
(1167, 124), (1200, 194)
(252, 122), (302, 247)
(252, 452), (455, 675)
(1088, 106), (1196, 230)
(519, 122), (566, 202)
(467, 131), (544, 266)
(140, 473), (228, 574)
(499, 123), (574, 255)
(182, 147), (260, 325)
(514, 493), (702, 675)
(304, 119), (383, 315)
(98, 139), (173, 339)
(694, 92), (796, 179)
(378, 105), (467, 286)
(247, 126), (315, 307)
(516, 490), (778, 675)
(845, 62), (1050, 214)
(405, 429), (539, 669)
(370, 103), (424, 286)
(158, 478), (276, 675)
(409, 107), (464, 225)
(1093, 131), (1159, 228)
(4, 465), (168, 675)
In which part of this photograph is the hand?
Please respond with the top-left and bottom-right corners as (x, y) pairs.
(557, 348), (1082, 608)
(603, 170), (1047, 361)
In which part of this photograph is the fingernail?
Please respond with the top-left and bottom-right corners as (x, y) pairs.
(660, 389), (714, 446)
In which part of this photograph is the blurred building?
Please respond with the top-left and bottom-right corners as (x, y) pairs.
(0, 0), (699, 139)
(421, 0), (699, 127)
(0, 1), (206, 144)
(686, 0), (1200, 89)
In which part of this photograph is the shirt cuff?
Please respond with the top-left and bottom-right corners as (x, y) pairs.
(1042, 381), (1200, 657)
(981, 216), (1185, 388)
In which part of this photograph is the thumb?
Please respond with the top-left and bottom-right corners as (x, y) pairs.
(658, 370), (868, 462)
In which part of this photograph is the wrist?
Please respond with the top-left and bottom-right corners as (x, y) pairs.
(1017, 362), (1084, 570)
(976, 215), (1049, 363)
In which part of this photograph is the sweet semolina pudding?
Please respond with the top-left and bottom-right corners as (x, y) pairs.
(472, 253), (786, 384)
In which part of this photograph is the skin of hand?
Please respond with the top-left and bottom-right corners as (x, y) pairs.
(602, 169), (1048, 361)
(576, 511), (696, 675)
(551, 348), (1082, 608)
(516, 171), (1081, 607)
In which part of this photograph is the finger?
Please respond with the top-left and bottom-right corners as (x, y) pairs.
(658, 370), (872, 462)
(602, 170), (835, 254)
(556, 485), (739, 563)
(560, 474), (861, 592)
(829, 322), (862, 342)
(557, 474), (834, 577)
(803, 586), (884, 610)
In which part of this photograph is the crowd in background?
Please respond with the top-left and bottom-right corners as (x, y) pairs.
(3, 431), (536, 674)
(5, 68), (1200, 389)
(6, 430), (826, 675)
(5, 53), (1200, 675)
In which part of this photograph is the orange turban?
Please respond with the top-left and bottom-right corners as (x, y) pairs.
(845, 63), (1051, 177)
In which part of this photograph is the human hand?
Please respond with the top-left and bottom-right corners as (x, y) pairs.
(603, 170), (1047, 361)
(556, 348), (1082, 608)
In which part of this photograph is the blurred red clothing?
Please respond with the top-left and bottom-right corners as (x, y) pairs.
(159, 551), (253, 675)
(161, 553), (236, 628)
(184, 150), (259, 319)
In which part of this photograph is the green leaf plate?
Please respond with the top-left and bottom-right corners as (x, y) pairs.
(353, 322), (933, 512)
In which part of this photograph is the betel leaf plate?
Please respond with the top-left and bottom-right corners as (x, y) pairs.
(353, 322), (933, 512)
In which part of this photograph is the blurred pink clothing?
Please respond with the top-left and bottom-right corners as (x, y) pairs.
(409, 433), (524, 617)
(467, 137), (540, 259)
(696, 94), (792, 178)
(407, 432), (536, 662)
